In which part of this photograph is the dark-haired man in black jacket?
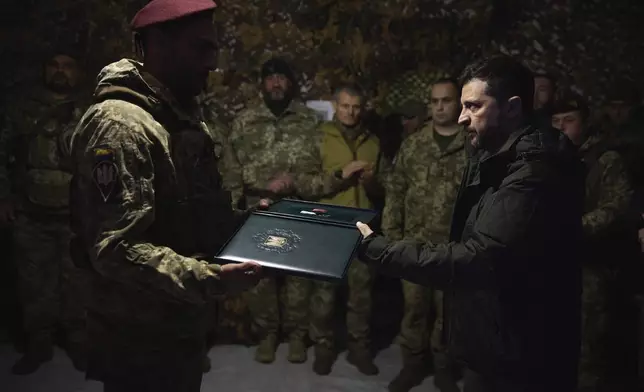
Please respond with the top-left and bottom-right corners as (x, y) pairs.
(355, 56), (584, 392)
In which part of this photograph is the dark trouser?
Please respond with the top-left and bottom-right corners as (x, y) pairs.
(463, 369), (559, 392)
(87, 313), (205, 392)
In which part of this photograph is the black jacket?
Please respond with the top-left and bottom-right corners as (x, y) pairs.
(359, 125), (584, 389)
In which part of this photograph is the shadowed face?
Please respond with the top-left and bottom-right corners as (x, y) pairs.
(552, 110), (584, 145)
(534, 76), (554, 109)
(263, 74), (291, 102)
(44, 55), (81, 94)
(165, 14), (218, 97)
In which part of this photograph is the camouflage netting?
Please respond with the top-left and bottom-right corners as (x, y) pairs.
(1, 0), (643, 342)
(2, 0), (644, 123)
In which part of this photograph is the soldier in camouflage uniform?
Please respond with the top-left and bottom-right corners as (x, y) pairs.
(552, 92), (634, 391)
(302, 84), (381, 376)
(231, 58), (367, 364)
(69, 2), (262, 390)
(0, 48), (88, 375)
(382, 79), (466, 392)
(201, 107), (244, 209)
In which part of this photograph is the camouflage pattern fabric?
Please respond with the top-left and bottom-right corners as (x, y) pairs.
(577, 134), (634, 389)
(69, 59), (238, 386)
(0, 89), (86, 344)
(310, 260), (374, 349)
(383, 71), (449, 115)
(13, 213), (86, 344)
(199, 100), (249, 343)
(230, 100), (321, 340)
(202, 113), (244, 209)
(382, 122), (467, 363)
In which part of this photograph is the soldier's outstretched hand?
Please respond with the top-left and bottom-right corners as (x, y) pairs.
(218, 262), (263, 294)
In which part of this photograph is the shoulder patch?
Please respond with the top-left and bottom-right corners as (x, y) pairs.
(92, 146), (119, 202)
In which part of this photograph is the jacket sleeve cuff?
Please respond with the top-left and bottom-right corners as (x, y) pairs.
(358, 234), (390, 265)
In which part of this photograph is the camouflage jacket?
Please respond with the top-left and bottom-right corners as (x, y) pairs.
(70, 59), (236, 337)
(0, 89), (85, 213)
(230, 99), (343, 203)
(382, 122), (467, 243)
(580, 134), (633, 238)
(203, 115), (244, 208)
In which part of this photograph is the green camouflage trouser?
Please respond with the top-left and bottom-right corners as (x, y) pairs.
(244, 276), (312, 340)
(578, 266), (611, 388)
(398, 280), (446, 364)
(309, 259), (375, 349)
(13, 212), (87, 344)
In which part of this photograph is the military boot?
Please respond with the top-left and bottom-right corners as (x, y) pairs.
(388, 350), (430, 392)
(254, 333), (277, 364)
(312, 345), (336, 375)
(433, 352), (460, 392)
(65, 341), (87, 373)
(346, 343), (379, 376)
(287, 336), (307, 363)
(11, 335), (54, 375)
(202, 355), (211, 373)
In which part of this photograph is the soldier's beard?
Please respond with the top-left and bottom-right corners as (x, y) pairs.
(263, 88), (294, 116)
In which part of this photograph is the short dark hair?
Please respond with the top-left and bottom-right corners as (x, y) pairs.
(333, 83), (365, 101)
(533, 71), (557, 86)
(460, 56), (534, 115)
(432, 77), (460, 92)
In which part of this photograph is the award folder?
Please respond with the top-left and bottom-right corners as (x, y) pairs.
(216, 199), (379, 282)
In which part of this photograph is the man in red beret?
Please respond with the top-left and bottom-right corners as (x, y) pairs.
(69, 1), (264, 391)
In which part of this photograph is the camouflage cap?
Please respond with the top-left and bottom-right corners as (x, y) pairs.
(131, 0), (217, 31)
(395, 99), (428, 120)
(551, 91), (589, 118)
(261, 58), (296, 84)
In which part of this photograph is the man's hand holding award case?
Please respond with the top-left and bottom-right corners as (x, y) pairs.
(216, 199), (379, 282)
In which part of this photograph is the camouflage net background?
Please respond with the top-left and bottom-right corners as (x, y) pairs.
(1, 0), (642, 342)
(2, 0), (644, 125)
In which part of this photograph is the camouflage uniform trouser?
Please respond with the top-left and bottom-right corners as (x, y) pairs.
(578, 265), (611, 388)
(13, 212), (86, 344)
(309, 259), (374, 349)
(244, 276), (312, 340)
(398, 280), (446, 364)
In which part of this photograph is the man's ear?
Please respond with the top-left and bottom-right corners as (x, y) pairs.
(332, 99), (338, 112)
(505, 96), (523, 118)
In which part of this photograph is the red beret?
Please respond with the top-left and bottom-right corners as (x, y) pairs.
(131, 0), (217, 30)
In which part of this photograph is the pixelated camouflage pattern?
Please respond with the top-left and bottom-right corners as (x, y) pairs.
(0, 89), (84, 210)
(13, 213), (87, 343)
(310, 260), (375, 349)
(69, 59), (239, 375)
(577, 134), (634, 388)
(231, 99), (324, 339)
(383, 70), (449, 114)
(6, 1), (644, 124)
(382, 122), (467, 362)
(201, 110), (244, 208)
(382, 122), (467, 242)
(230, 99), (328, 204)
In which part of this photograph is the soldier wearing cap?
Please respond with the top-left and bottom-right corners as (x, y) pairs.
(0, 45), (88, 375)
(230, 58), (368, 364)
(552, 91), (634, 390)
(68, 1), (263, 390)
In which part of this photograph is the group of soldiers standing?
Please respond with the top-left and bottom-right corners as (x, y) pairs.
(1, 1), (644, 391)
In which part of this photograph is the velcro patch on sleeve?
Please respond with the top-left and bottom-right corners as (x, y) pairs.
(91, 146), (119, 202)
